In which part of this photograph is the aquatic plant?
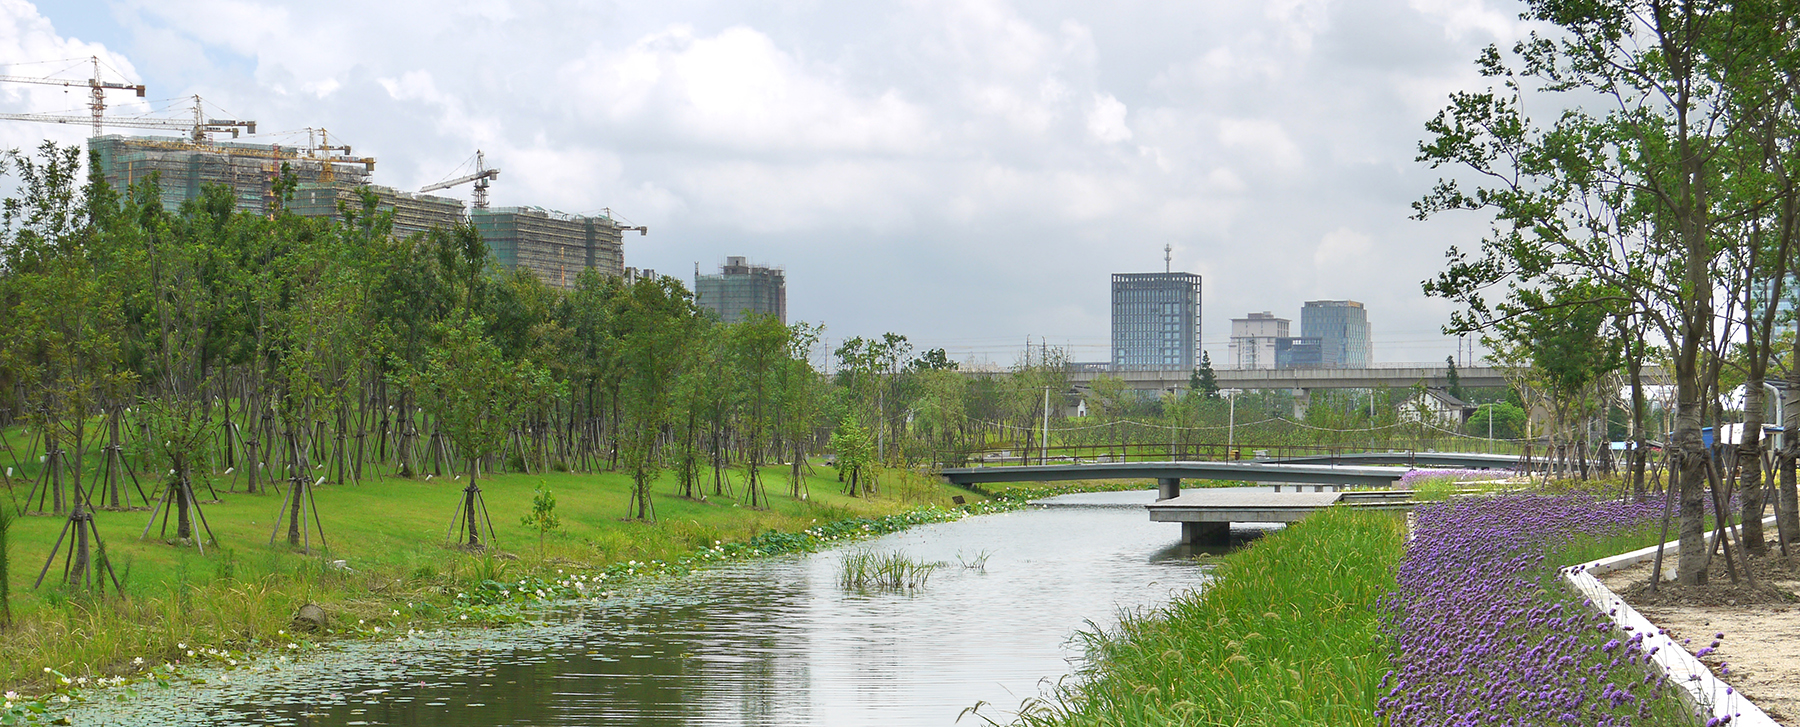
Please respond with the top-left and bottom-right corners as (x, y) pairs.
(838, 550), (939, 590)
(1377, 494), (1695, 726)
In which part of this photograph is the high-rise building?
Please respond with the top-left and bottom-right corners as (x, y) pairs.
(472, 207), (626, 290)
(1110, 272), (1203, 371)
(1300, 300), (1372, 367)
(695, 256), (787, 324)
(1228, 312), (1288, 369)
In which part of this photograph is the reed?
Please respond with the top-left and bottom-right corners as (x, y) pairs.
(838, 549), (939, 590)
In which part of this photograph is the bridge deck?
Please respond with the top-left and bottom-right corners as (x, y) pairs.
(940, 461), (1408, 488)
(1263, 451), (1521, 469)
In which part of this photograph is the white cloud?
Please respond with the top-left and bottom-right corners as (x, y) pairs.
(21, 0), (1526, 364)
(1087, 92), (1131, 144)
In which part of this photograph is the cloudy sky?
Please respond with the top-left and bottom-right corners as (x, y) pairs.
(5, 0), (1540, 366)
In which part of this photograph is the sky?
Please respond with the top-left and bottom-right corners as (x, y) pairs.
(2, 0), (1544, 367)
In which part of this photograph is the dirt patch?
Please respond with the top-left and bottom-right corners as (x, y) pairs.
(1597, 539), (1800, 723)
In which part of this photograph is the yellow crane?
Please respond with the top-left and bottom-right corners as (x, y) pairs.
(0, 56), (146, 137)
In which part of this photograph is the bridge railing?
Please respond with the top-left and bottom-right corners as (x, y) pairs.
(951, 440), (1523, 468)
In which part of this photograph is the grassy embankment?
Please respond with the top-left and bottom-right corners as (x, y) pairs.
(1013, 478), (1708, 727)
(0, 456), (975, 693)
(1005, 506), (1408, 726)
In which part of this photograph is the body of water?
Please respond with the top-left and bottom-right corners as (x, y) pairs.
(70, 490), (1230, 726)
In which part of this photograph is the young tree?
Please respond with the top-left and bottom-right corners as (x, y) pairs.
(1414, 0), (1788, 584)
(416, 314), (554, 548)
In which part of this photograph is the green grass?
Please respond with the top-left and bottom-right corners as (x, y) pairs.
(0, 460), (977, 693)
(998, 506), (1406, 727)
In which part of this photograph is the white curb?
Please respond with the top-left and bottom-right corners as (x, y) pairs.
(1562, 515), (1782, 727)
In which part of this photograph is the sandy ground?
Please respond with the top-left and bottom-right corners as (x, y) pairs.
(1598, 549), (1800, 725)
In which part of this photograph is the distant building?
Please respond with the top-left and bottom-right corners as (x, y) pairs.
(289, 183), (464, 238)
(471, 207), (626, 291)
(1276, 337), (1323, 368)
(1301, 300), (1372, 367)
(1110, 272), (1203, 371)
(89, 134), (375, 214)
(1401, 387), (1476, 426)
(1229, 312), (1288, 370)
(695, 256), (787, 324)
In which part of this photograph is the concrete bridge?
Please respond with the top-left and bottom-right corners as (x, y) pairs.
(940, 460), (1413, 545)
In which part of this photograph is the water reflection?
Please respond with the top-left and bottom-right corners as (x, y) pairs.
(72, 490), (1219, 726)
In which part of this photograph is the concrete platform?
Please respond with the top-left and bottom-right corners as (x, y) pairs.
(1145, 490), (1345, 524)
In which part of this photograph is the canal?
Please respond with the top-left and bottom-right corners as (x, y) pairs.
(70, 490), (1225, 726)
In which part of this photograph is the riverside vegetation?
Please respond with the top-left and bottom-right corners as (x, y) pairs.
(0, 462), (978, 700)
(1009, 485), (1713, 727)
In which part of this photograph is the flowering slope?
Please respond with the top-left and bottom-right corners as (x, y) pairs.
(1379, 494), (1696, 727)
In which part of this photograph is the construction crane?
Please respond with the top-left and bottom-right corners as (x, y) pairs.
(0, 94), (253, 142)
(420, 150), (500, 209)
(303, 128), (376, 182)
(601, 208), (648, 236)
(0, 56), (146, 137)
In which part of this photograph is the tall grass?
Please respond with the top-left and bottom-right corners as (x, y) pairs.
(838, 549), (939, 590)
(1, 506), (12, 628)
(999, 507), (1405, 726)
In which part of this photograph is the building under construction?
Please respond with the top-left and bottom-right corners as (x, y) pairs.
(695, 256), (786, 324)
(471, 207), (626, 290)
(86, 136), (634, 288)
(87, 134), (375, 214)
(288, 183), (465, 239)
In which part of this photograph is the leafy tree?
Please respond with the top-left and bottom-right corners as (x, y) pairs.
(831, 414), (874, 497)
(415, 313), (554, 547)
(1413, 0), (1791, 584)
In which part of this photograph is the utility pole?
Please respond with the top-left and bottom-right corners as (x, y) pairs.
(1041, 386), (1051, 465)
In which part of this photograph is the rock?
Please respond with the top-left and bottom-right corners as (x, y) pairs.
(293, 603), (329, 632)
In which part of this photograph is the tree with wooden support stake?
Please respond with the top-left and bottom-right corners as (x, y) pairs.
(414, 314), (554, 549)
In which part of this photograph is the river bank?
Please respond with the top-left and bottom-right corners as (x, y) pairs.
(38, 488), (1211, 726)
(0, 462), (983, 701)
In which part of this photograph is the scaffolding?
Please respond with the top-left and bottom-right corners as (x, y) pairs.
(289, 183), (465, 238)
(88, 134), (374, 214)
(695, 256), (786, 324)
(471, 206), (625, 290)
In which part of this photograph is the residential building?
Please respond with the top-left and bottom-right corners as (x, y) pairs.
(289, 183), (465, 238)
(1228, 312), (1288, 369)
(471, 207), (626, 290)
(1110, 272), (1203, 371)
(695, 256), (787, 324)
(88, 134), (374, 214)
(1400, 387), (1476, 426)
(1300, 300), (1372, 367)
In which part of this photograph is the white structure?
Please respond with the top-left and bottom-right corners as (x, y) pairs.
(1399, 388), (1475, 426)
(1228, 312), (1289, 370)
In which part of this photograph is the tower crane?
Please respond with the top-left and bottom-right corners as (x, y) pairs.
(0, 94), (254, 142)
(420, 150), (500, 209)
(0, 56), (146, 137)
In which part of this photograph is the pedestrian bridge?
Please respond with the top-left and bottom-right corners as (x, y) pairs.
(939, 460), (1418, 546)
(1261, 451), (1521, 469)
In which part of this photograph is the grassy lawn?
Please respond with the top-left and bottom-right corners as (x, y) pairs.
(0, 460), (974, 692)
